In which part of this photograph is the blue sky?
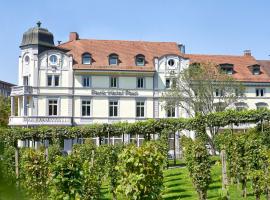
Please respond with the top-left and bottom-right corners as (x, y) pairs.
(0, 0), (270, 84)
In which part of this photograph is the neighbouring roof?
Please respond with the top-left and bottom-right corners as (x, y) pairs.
(0, 80), (16, 87)
(186, 54), (270, 83)
(58, 39), (182, 71)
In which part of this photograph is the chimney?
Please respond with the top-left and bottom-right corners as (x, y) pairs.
(244, 50), (251, 56)
(69, 32), (79, 41)
(178, 43), (185, 54)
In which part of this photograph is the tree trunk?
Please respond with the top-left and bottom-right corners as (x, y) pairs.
(242, 179), (247, 198)
(173, 131), (176, 166)
(256, 193), (260, 200)
(15, 147), (19, 179)
(112, 192), (117, 200)
(221, 150), (228, 190)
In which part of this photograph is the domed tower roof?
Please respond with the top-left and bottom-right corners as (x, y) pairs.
(20, 21), (55, 48)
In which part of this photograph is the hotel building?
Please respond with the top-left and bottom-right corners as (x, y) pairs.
(8, 22), (270, 152)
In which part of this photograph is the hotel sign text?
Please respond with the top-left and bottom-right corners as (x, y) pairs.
(92, 89), (139, 96)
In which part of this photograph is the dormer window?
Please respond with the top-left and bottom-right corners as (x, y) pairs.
(82, 53), (91, 64)
(135, 54), (145, 66)
(220, 63), (234, 75)
(252, 65), (260, 75)
(109, 54), (118, 65)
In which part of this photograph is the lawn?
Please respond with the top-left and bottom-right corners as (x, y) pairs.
(101, 162), (266, 200)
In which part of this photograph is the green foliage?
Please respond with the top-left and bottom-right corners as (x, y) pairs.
(48, 143), (62, 163)
(0, 96), (10, 127)
(116, 141), (165, 200)
(72, 141), (102, 199)
(49, 155), (83, 200)
(184, 139), (211, 200)
(20, 148), (49, 200)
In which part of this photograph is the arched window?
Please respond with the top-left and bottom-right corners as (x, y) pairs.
(256, 102), (268, 110)
(109, 53), (118, 65)
(235, 102), (248, 111)
(82, 53), (91, 64)
(135, 54), (145, 66)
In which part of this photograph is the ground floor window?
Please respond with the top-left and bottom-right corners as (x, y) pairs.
(82, 100), (91, 116)
(109, 100), (118, 117)
(136, 101), (145, 117)
(166, 106), (176, 117)
(48, 99), (58, 116)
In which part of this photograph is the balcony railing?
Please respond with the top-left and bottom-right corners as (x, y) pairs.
(9, 116), (72, 126)
(11, 86), (33, 96)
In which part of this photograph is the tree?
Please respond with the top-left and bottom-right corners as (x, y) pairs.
(0, 96), (11, 127)
(163, 62), (244, 153)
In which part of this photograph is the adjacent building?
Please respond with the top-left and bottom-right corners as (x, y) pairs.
(0, 80), (15, 97)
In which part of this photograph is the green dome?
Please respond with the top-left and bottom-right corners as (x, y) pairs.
(20, 21), (55, 48)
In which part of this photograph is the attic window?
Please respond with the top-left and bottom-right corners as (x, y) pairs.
(220, 63), (234, 75)
(135, 54), (145, 66)
(82, 53), (91, 64)
(109, 54), (118, 65)
(252, 66), (260, 75)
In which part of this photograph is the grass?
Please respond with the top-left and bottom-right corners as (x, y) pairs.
(101, 161), (267, 200)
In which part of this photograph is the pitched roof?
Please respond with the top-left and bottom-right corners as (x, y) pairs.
(186, 54), (270, 82)
(58, 39), (181, 71)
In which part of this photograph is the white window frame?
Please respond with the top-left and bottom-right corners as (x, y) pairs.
(110, 76), (118, 88)
(136, 100), (145, 118)
(166, 106), (176, 118)
(47, 75), (60, 87)
(82, 76), (91, 87)
(137, 77), (145, 89)
(109, 100), (119, 117)
(48, 98), (59, 116)
(256, 88), (265, 97)
(81, 99), (91, 117)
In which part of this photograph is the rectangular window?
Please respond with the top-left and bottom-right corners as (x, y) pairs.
(136, 101), (145, 117)
(110, 77), (118, 88)
(48, 99), (58, 116)
(82, 100), (91, 116)
(256, 88), (265, 97)
(137, 77), (144, 88)
(82, 76), (91, 87)
(23, 76), (29, 86)
(167, 107), (176, 117)
(172, 78), (177, 88)
(54, 75), (59, 86)
(109, 100), (118, 117)
(253, 67), (260, 75)
(47, 75), (52, 86)
(47, 75), (60, 87)
(166, 79), (171, 88)
(215, 89), (224, 97)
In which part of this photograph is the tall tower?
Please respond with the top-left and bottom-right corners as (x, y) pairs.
(10, 22), (55, 120)
(19, 21), (55, 87)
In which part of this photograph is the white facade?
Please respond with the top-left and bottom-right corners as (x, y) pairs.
(10, 48), (191, 127)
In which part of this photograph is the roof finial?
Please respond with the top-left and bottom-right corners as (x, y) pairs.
(37, 21), (41, 28)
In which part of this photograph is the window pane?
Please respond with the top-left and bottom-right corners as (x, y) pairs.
(49, 105), (52, 115)
(48, 76), (52, 86)
(53, 105), (57, 115)
(82, 54), (91, 64)
(54, 76), (59, 86)
(166, 79), (170, 88)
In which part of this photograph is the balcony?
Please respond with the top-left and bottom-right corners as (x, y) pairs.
(9, 116), (72, 126)
(11, 86), (33, 96)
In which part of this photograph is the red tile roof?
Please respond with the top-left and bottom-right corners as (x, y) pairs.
(58, 39), (182, 71)
(186, 54), (270, 82)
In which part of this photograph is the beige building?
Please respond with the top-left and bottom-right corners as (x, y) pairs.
(9, 22), (270, 153)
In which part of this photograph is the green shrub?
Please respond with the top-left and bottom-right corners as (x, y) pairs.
(116, 141), (165, 200)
